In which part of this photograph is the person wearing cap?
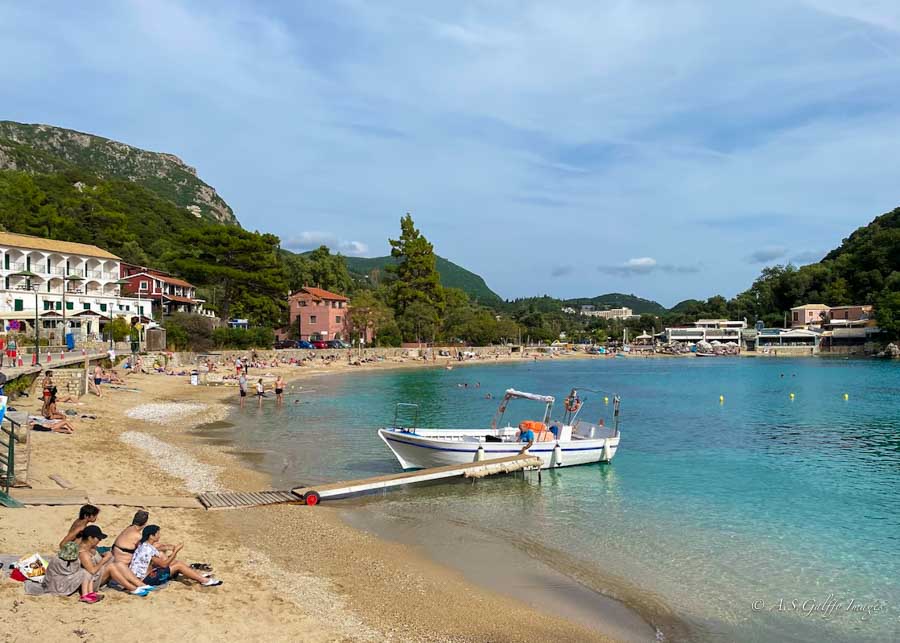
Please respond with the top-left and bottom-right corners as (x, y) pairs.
(129, 525), (222, 587)
(77, 525), (155, 600)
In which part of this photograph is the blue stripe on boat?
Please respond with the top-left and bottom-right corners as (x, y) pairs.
(382, 434), (610, 454)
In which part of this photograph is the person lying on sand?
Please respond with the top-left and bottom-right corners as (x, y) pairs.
(30, 418), (76, 434)
(60, 504), (100, 549)
(129, 525), (222, 587)
(104, 369), (125, 385)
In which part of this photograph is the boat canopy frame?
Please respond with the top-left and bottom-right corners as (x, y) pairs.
(490, 389), (555, 430)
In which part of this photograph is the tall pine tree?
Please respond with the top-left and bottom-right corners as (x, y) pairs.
(387, 213), (444, 341)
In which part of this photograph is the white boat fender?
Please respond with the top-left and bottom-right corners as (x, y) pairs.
(475, 445), (485, 462)
(601, 439), (611, 462)
(551, 443), (563, 467)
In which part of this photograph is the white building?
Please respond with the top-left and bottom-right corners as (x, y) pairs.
(1, 231), (146, 342)
(581, 306), (636, 320)
(664, 319), (747, 344)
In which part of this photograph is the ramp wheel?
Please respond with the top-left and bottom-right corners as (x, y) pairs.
(303, 491), (321, 506)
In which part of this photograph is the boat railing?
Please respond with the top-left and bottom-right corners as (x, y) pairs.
(392, 402), (420, 432)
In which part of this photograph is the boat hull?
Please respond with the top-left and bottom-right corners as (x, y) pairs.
(378, 428), (619, 470)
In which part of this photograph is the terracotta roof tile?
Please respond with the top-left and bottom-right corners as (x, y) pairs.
(0, 231), (120, 260)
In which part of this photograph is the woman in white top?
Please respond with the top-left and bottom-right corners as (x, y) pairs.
(129, 525), (222, 587)
(256, 379), (265, 407)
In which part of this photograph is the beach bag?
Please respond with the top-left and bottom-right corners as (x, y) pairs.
(58, 541), (79, 562)
(15, 554), (48, 582)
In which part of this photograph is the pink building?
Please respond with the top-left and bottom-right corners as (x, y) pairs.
(790, 304), (830, 328)
(289, 287), (348, 341)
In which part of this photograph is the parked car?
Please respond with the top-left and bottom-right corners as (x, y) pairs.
(273, 339), (298, 349)
(327, 339), (351, 349)
(312, 340), (330, 349)
(297, 340), (315, 349)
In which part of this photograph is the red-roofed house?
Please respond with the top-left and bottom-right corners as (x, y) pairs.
(119, 263), (209, 317)
(289, 286), (349, 341)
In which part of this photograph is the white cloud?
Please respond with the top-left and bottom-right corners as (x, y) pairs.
(283, 231), (369, 256)
(598, 257), (699, 277)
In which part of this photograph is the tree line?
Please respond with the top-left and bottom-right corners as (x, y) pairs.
(3, 167), (898, 345)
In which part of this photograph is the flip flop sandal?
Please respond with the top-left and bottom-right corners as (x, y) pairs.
(190, 563), (212, 571)
(79, 593), (103, 604)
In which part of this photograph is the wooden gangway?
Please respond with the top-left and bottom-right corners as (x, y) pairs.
(292, 453), (542, 505)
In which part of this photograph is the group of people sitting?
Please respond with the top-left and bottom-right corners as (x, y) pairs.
(26, 505), (222, 604)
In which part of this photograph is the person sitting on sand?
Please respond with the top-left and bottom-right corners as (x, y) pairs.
(43, 394), (67, 420)
(60, 504), (100, 549)
(78, 525), (154, 599)
(112, 510), (150, 568)
(129, 525), (223, 587)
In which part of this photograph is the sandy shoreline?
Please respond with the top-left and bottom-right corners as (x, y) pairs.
(1, 351), (660, 642)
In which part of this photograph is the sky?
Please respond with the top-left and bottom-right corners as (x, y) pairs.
(2, 1), (900, 306)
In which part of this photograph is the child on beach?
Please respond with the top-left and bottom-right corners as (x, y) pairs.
(59, 504), (100, 549)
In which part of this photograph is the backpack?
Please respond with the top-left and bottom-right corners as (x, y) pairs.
(58, 541), (79, 562)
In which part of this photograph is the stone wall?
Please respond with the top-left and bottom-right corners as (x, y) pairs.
(147, 345), (524, 368)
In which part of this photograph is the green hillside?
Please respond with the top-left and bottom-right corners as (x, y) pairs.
(563, 293), (668, 315)
(342, 254), (503, 305)
(0, 121), (238, 225)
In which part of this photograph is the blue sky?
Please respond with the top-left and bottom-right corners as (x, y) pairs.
(3, 1), (900, 306)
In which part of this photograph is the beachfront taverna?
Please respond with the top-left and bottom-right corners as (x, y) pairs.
(0, 231), (144, 341)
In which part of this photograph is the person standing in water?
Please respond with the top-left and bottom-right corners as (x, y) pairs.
(256, 378), (265, 407)
(274, 375), (285, 405)
(238, 372), (248, 409)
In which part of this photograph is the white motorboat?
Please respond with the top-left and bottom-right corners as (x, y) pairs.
(378, 388), (621, 470)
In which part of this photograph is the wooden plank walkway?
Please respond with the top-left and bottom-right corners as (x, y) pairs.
(197, 490), (299, 510)
(9, 488), (203, 509)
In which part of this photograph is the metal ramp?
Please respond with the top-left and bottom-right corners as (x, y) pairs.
(196, 490), (301, 509)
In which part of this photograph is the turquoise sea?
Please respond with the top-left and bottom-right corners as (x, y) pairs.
(215, 357), (900, 642)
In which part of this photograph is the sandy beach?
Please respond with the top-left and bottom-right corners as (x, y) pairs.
(0, 350), (655, 642)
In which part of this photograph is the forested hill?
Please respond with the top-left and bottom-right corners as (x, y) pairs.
(343, 254), (503, 305)
(0, 121), (238, 225)
(665, 206), (900, 336)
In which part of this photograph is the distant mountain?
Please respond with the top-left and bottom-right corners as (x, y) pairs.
(0, 121), (238, 225)
(668, 299), (704, 314)
(563, 293), (668, 315)
(343, 255), (503, 305)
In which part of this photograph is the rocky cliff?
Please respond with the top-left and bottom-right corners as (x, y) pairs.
(0, 121), (238, 226)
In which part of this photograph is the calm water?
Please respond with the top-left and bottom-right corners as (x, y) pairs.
(215, 357), (900, 642)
